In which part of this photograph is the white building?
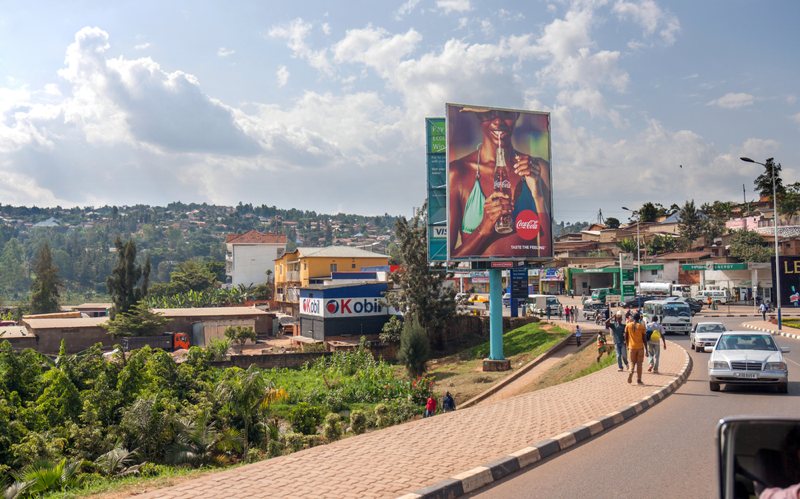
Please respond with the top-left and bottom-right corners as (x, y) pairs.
(225, 230), (287, 287)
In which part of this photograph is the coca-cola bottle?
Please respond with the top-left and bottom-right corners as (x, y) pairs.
(493, 142), (513, 234)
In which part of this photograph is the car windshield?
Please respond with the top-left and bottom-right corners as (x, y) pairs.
(716, 335), (778, 351)
(697, 324), (725, 333)
(663, 304), (691, 317)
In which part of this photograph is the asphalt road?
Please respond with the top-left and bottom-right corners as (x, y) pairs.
(471, 316), (800, 499)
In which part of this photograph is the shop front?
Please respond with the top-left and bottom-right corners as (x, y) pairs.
(298, 283), (391, 340)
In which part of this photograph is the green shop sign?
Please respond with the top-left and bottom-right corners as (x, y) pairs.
(713, 263), (747, 271)
(681, 264), (709, 271)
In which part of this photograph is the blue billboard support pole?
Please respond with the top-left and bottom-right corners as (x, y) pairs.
(489, 268), (504, 361)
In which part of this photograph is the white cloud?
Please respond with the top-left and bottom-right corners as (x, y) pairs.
(791, 112), (800, 125)
(437, 0), (472, 14)
(217, 47), (235, 57)
(268, 18), (332, 74)
(333, 26), (422, 75)
(613, 0), (680, 45)
(134, 42), (151, 50)
(480, 19), (493, 36)
(394, 0), (421, 19)
(498, 9), (525, 21)
(276, 65), (289, 87)
(787, 94), (797, 105)
(707, 92), (755, 109)
(321, 22), (331, 35)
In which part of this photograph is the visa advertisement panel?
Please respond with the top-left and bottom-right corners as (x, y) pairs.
(300, 297), (388, 318)
(426, 118), (447, 261)
(446, 104), (552, 261)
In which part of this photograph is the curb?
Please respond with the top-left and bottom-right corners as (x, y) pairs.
(743, 323), (800, 340)
(398, 343), (693, 499)
(460, 324), (602, 410)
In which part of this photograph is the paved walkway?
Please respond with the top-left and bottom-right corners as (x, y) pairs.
(129, 341), (687, 499)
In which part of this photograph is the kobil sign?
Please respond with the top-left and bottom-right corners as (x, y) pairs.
(300, 297), (386, 318)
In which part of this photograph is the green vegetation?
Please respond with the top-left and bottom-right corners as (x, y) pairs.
(470, 322), (568, 359)
(782, 319), (800, 330)
(0, 341), (430, 497)
(398, 315), (430, 377)
(564, 351), (617, 382)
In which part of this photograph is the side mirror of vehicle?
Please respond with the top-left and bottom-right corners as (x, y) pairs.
(781, 347), (791, 353)
(704, 346), (714, 353)
(717, 418), (800, 499)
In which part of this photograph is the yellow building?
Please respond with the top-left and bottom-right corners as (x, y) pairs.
(274, 246), (389, 314)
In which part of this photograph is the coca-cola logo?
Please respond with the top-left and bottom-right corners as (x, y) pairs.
(493, 180), (511, 190)
(515, 210), (540, 240)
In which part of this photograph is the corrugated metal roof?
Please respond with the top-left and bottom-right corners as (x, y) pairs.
(74, 303), (112, 309)
(24, 317), (109, 329)
(0, 326), (32, 338)
(151, 307), (270, 317)
(295, 246), (388, 258)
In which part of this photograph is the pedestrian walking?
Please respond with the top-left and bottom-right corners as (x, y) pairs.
(565, 306), (571, 323)
(558, 304), (563, 319)
(646, 315), (667, 374)
(759, 302), (768, 321)
(596, 329), (611, 362)
(575, 325), (582, 347)
(424, 395), (437, 417)
(442, 392), (456, 412)
(609, 312), (629, 371)
(624, 312), (647, 385)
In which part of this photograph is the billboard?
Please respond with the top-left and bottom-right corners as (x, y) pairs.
(772, 256), (800, 307)
(426, 118), (447, 261)
(300, 296), (388, 318)
(446, 103), (552, 261)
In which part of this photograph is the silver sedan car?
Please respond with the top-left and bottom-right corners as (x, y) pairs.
(708, 332), (789, 393)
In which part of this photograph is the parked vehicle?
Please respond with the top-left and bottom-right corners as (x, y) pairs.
(695, 289), (731, 304)
(121, 332), (191, 352)
(690, 322), (727, 352)
(708, 331), (789, 393)
(621, 295), (658, 309)
(643, 299), (691, 335)
(582, 302), (606, 320)
(590, 288), (611, 304)
(527, 294), (561, 316)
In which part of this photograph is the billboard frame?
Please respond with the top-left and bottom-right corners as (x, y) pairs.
(445, 102), (553, 263)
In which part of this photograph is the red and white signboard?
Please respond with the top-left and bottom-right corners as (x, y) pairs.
(300, 297), (387, 318)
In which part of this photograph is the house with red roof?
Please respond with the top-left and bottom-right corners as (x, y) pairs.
(225, 230), (288, 287)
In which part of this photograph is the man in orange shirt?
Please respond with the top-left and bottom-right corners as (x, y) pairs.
(624, 312), (648, 384)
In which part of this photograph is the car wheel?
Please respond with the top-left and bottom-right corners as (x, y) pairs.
(778, 382), (789, 394)
(710, 382), (721, 392)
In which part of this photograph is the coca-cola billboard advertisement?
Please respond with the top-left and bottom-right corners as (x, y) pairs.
(446, 103), (552, 261)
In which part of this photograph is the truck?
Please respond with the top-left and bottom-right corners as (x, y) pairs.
(526, 294), (561, 316)
(120, 332), (191, 352)
(643, 299), (691, 335)
(638, 282), (690, 298)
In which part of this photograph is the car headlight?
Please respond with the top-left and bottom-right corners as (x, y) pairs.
(765, 362), (787, 371)
(710, 360), (729, 370)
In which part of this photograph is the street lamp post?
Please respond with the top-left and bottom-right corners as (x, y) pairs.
(622, 207), (641, 290)
(740, 157), (782, 330)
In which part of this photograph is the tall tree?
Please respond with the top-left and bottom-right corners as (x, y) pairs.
(728, 229), (772, 262)
(754, 158), (785, 200)
(30, 242), (61, 314)
(386, 203), (455, 350)
(107, 238), (150, 314)
(604, 217), (620, 229)
(0, 238), (29, 296)
(677, 200), (703, 250)
(700, 201), (732, 242)
(638, 202), (660, 223)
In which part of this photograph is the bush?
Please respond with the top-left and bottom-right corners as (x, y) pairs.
(374, 403), (390, 428)
(282, 432), (305, 452)
(349, 410), (367, 435)
(397, 315), (430, 377)
(206, 338), (230, 361)
(321, 413), (342, 442)
(289, 403), (325, 435)
(379, 315), (403, 344)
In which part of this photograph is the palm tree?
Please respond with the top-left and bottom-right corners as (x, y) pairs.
(215, 366), (274, 457)
(168, 413), (243, 466)
(94, 447), (141, 477)
(7, 458), (83, 497)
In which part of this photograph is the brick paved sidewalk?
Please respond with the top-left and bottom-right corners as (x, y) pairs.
(132, 343), (687, 499)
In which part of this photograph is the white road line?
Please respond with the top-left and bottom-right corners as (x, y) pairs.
(785, 358), (800, 368)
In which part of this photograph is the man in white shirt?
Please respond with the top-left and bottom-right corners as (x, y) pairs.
(646, 315), (667, 374)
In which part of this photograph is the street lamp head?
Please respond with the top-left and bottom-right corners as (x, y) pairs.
(740, 157), (755, 163)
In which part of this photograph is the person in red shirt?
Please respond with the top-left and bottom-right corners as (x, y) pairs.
(424, 395), (437, 417)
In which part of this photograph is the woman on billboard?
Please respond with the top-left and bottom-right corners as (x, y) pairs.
(448, 105), (551, 259)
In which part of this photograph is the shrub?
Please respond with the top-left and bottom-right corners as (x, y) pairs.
(282, 432), (305, 452)
(374, 403), (390, 428)
(289, 403), (324, 435)
(206, 338), (230, 361)
(321, 413), (342, 442)
(397, 315), (430, 377)
(349, 410), (367, 435)
(379, 315), (403, 344)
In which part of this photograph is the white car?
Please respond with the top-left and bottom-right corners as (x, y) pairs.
(708, 331), (789, 393)
(690, 322), (727, 352)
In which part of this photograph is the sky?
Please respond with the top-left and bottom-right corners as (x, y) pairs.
(0, 0), (798, 222)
